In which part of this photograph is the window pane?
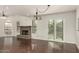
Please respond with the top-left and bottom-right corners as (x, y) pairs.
(56, 20), (63, 40)
(32, 20), (37, 33)
(48, 20), (54, 40)
(4, 20), (13, 35)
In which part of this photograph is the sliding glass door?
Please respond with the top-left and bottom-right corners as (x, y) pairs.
(48, 20), (54, 40)
(48, 19), (63, 41)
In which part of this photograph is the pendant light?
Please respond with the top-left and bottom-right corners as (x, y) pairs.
(34, 5), (50, 20)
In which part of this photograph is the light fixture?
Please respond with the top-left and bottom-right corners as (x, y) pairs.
(2, 8), (6, 17)
(34, 5), (50, 20)
(0, 6), (8, 19)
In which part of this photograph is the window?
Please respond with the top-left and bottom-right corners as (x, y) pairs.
(48, 20), (54, 39)
(56, 20), (63, 40)
(32, 19), (37, 33)
(4, 20), (13, 35)
(48, 19), (63, 41)
(17, 21), (20, 35)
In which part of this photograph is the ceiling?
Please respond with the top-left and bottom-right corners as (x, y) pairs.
(0, 5), (77, 16)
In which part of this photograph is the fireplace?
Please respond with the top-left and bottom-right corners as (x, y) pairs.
(17, 26), (31, 39)
(22, 30), (29, 35)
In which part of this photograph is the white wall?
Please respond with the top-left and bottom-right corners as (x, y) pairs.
(0, 11), (76, 44)
(0, 16), (32, 37)
(32, 11), (76, 43)
(0, 16), (32, 45)
(0, 17), (16, 37)
(18, 16), (32, 26)
(76, 7), (79, 48)
(32, 18), (48, 40)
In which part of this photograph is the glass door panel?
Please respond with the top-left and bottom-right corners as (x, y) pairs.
(56, 19), (63, 41)
(48, 19), (63, 41)
(48, 20), (54, 41)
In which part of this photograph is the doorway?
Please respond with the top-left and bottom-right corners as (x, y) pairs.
(48, 19), (63, 42)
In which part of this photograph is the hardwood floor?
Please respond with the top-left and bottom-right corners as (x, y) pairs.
(0, 37), (78, 53)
